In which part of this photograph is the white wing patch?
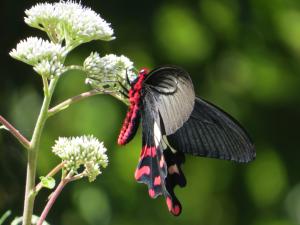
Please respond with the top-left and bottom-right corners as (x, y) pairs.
(154, 122), (177, 153)
(154, 122), (162, 147)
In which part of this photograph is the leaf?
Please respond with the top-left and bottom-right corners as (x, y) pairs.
(39, 176), (56, 189)
(0, 210), (11, 225)
(0, 125), (8, 131)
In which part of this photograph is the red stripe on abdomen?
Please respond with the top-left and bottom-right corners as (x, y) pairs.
(118, 71), (148, 145)
(117, 97), (141, 145)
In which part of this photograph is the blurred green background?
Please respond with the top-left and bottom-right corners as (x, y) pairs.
(1, 0), (300, 225)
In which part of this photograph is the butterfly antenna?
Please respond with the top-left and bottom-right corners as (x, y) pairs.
(125, 69), (131, 86)
(118, 80), (130, 94)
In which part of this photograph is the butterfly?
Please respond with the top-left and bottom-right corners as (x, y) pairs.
(117, 66), (255, 216)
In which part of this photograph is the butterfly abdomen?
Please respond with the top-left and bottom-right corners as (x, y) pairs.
(118, 70), (149, 145)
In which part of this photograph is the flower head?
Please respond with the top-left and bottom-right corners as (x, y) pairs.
(10, 37), (66, 77)
(10, 37), (65, 65)
(84, 53), (136, 92)
(52, 135), (108, 182)
(25, 1), (114, 46)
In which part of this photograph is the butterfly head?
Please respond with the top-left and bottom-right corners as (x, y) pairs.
(138, 68), (150, 77)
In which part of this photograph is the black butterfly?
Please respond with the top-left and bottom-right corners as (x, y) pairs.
(117, 66), (255, 216)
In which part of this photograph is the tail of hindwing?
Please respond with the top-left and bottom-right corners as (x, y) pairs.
(135, 124), (187, 216)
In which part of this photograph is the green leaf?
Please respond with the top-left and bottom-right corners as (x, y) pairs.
(0, 210), (11, 225)
(39, 176), (56, 189)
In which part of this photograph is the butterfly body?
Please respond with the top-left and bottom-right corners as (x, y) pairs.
(118, 68), (149, 145)
(118, 66), (255, 215)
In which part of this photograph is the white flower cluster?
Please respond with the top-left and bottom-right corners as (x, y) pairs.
(9, 37), (65, 64)
(84, 52), (136, 91)
(10, 37), (66, 77)
(25, 1), (114, 45)
(52, 135), (108, 182)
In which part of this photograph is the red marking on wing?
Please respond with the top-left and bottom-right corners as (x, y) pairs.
(159, 156), (165, 168)
(166, 196), (181, 216)
(154, 176), (161, 186)
(172, 205), (181, 216)
(148, 189), (155, 198)
(140, 146), (156, 158)
(118, 70), (149, 145)
(134, 165), (150, 180)
(166, 197), (172, 211)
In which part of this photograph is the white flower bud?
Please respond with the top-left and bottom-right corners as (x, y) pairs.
(84, 53), (137, 92)
(33, 59), (65, 77)
(52, 135), (108, 182)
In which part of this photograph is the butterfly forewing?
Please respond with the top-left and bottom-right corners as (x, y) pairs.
(144, 66), (195, 135)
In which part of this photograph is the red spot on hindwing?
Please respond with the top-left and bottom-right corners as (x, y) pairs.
(141, 146), (156, 158)
(154, 176), (161, 185)
(135, 166), (151, 180)
(166, 196), (181, 216)
(148, 189), (155, 198)
(166, 197), (172, 211)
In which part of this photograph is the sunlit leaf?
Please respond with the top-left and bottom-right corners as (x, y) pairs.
(39, 176), (56, 189)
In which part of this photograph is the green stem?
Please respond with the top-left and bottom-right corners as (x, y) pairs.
(48, 89), (101, 117)
(64, 65), (84, 71)
(22, 77), (59, 225)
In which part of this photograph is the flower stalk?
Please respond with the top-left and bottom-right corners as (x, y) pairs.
(6, 2), (133, 225)
(0, 115), (30, 149)
(48, 89), (101, 117)
(22, 77), (59, 225)
(36, 173), (73, 225)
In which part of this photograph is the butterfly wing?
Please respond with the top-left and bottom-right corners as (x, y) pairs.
(168, 97), (256, 163)
(144, 66), (195, 135)
(134, 66), (255, 216)
(135, 92), (186, 215)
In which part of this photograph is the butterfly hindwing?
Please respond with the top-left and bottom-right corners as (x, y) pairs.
(168, 97), (256, 163)
(135, 92), (187, 215)
(135, 93), (166, 198)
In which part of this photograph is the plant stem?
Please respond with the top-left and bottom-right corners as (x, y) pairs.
(64, 65), (84, 71)
(48, 89), (101, 117)
(0, 115), (30, 149)
(22, 77), (59, 225)
(37, 174), (72, 225)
